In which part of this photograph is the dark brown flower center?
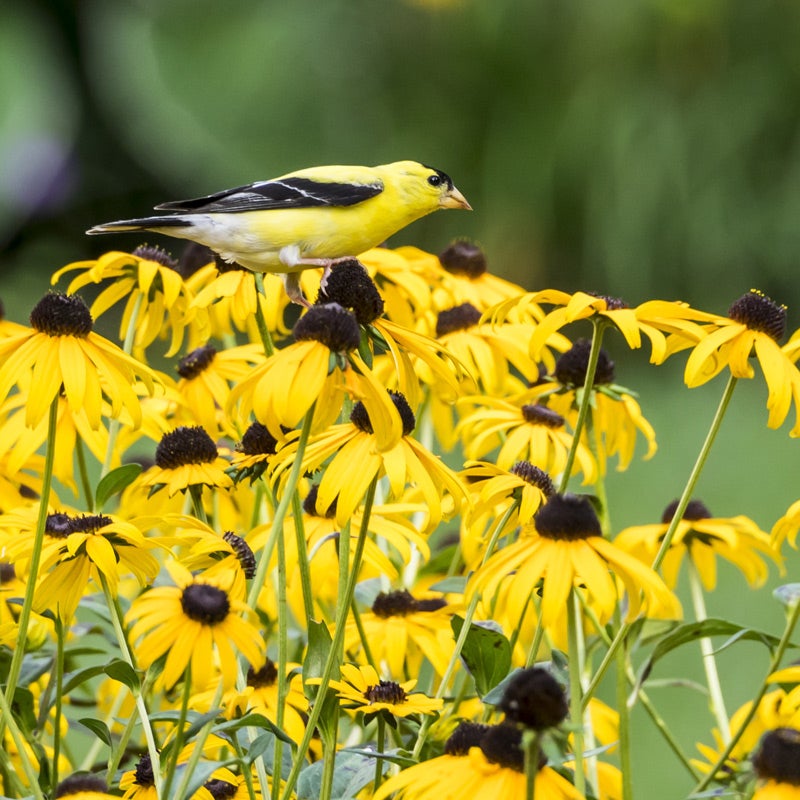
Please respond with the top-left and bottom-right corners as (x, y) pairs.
(510, 462), (555, 496)
(45, 513), (74, 538)
(180, 583), (230, 624)
(554, 339), (616, 387)
(728, 290), (787, 342)
(534, 493), (602, 541)
(436, 303), (482, 337)
(55, 775), (111, 797)
(316, 260), (384, 325)
(204, 779), (238, 799)
(0, 562), (15, 584)
(371, 589), (446, 618)
(177, 345), (217, 379)
(30, 293), (93, 337)
(223, 532), (256, 578)
(155, 426), (218, 468)
(444, 721), (491, 755)
(439, 240), (487, 278)
(247, 659), (279, 688)
(661, 499), (712, 524)
(68, 514), (113, 534)
(498, 667), (569, 730)
(293, 303), (361, 352)
(238, 422), (279, 457)
(752, 728), (800, 785)
(364, 680), (407, 705)
(133, 753), (154, 787)
(479, 722), (525, 772)
(589, 292), (629, 311)
(132, 244), (178, 269)
(350, 391), (416, 436)
(520, 403), (564, 428)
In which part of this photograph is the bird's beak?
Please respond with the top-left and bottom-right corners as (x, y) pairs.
(441, 186), (472, 210)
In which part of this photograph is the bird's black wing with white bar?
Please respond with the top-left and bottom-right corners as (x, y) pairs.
(154, 177), (385, 214)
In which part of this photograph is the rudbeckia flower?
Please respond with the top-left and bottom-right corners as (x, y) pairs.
(52, 245), (195, 357)
(470, 494), (680, 627)
(680, 290), (800, 434)
(139, 425), (233, 497)
(53, 775), (119, 799)
(324, 663), (443, 718)
(229, 421), (281, 484)
(125, 561), (265, 688)
(273, 391), (467, 532)
(752, 728), (800, 799)
(615, 499), (781, 590)
(373, 720), (583, 800)
(0, 292), (156, 429)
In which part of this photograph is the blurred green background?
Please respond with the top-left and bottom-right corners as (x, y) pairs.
(3, 0), (800, 795)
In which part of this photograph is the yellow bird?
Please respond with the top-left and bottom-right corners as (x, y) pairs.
(87, 160), (471, 305)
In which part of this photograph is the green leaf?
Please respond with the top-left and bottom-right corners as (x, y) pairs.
(451, 615), (512, 697)
(304, 619), (334, 697)
(77, 717), (113, 746)
(212, 712), (296, 745)
(177, 759), (236, 798)
(774, 583), (800, 609)
(95, 463), (142, 510)
(103, 659), (141, 693)
(298, 749), (384, 800)
(427, 576), (467, 594)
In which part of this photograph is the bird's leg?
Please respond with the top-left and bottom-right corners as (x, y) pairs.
(281, 272), (312, 308)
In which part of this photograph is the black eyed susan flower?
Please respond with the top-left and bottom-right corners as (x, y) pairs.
(324, 663), (443, 718)
(681, 290), (800, 434)
(373, 720), (583, 800)
(752, 728), (800, 799)
(273, 391), (467, 533)
(344, 589), (457, 679)
(615, 499), (782, 591)
(470, 493), (680, 628)
(497, 667), (569, 731)
(119, 753), (158, 800)
(140, 425), (233, 497)
(0, 292), (156, 429)
(457, 394), (597, 481)
(54, 774), (119, 798)
(125, 561), (265, 689)
(52, 246), (197, 356)
(229, 421), (281, 484)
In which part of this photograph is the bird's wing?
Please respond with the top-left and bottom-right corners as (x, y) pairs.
(155, 175), (384, 213)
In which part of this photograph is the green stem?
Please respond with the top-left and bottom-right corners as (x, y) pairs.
(524, 604), (545, 669)
(161, 669), (193, 800)
(687, 558), (730, 743)
(75, 436), (95, 510)
(583, 375), (738, 707)
(291, 489), (314, 630)
(567, 590), (586, 796)
(0, 684), (46, 800)
(79, 683), (128, 771)
(188, 484), (207, 523)
(350, 598), (378, 670)
(253, 273), (276, 357)
(558, 318), (607, 494)
(279, 476), (378, 800)
(614, 605), (632, 800)
(693, 596), (800, 794)
(51, 618), (66, 792)
(4, 398), (58, 710)
(524, 729), (541, 800)
(373, 715), (386, 794)
(271, 522), (289, 800)
(585, 406), (610, 536)
(102, 291), (144, 476)
(104, 695), (138, 778)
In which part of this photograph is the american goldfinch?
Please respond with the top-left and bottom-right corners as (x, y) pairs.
(87, 160), (471, 305)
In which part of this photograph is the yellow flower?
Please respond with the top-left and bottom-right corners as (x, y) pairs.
(0, 292), (156, 429)
(470, 494), (680, 628)
(615, 499), (782, 590)
(126, 561), (265, 688)
(273, 392), (467, 533)
(771, 499), (800, 551)
(324, 663), (444, 718)
(52, 246), (195, 356)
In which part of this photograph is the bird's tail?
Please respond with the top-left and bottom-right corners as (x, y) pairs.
(86, 216), (192, 235)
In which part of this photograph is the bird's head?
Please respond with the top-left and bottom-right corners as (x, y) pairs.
(385, 161), (472, 211)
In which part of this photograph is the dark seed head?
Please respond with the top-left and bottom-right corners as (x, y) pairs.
(237, 421), (279, 457)
(520, 403), (565, 429)
(247, 659), (278, 688)
(364, 680), (407, 705)
(293, 303), (361, 352)
(728, 290), (787, 342)
(316, 259), (384, 325)
(132, 244), (178, 270)
(0, 562), (15, 584)
(55, 774), (111, 797)
(589, 292), (629, 311)
(350, 390), (416, 436)
(554, 339), (616, 387)
(439, 240), (487, 278)
(510, 462), (555, 496)
(370, 589), (444, 617)
(180, 582), (230, 624)
(534, 493), (602, 541)
(155, 426), (218, 469)
(45, 512), (74, 538)
(444, 720), (491, 755)
(204, 778), (238, 799)
(223, 532), (256, 578)
(436, 303), (482, 337)
(133, 753), (154, 787)
(661, 499), (713, 525)
(479, 722), (525, 772)
(177, 344), (217, 379)
(30, 293), (93, 337)
(68, 514), (113, 533)
(497, 668), (569, 730)
(752, 727), (800, 785)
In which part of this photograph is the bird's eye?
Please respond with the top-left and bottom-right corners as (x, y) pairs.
(427, 174), (442, 187)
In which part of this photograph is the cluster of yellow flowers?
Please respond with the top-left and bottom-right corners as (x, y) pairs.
(1, 241), (800, 799)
